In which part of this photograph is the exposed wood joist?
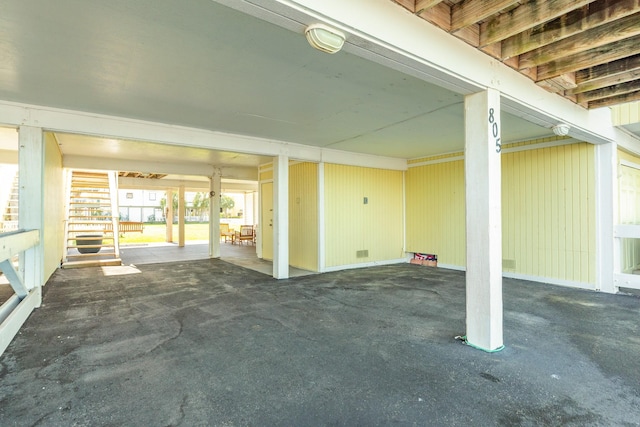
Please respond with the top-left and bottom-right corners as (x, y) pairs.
(537, 34), (640, 80)
(568, 66), (640, 95)
(415, 0), (444, 13)
(390, 0), (640, 109)
(481, 0), (594, 48)
(451, 0), (520, 32)
(588, 89), (640, 108)
(501, 0), (640, 59)
(519, 12), (640, 69)
(577, 79), (640, 103)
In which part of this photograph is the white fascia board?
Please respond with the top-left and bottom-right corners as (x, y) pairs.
(219, 166), (259, 181)
(119, 177), (259, 192)
(63, 155), (215, 177)
(221, 181), (259, 192)
(118, 177), (210, 191)
(320, 147), (406, 170)
(0, 101), (406, 171)
(247, 0), (640, 151)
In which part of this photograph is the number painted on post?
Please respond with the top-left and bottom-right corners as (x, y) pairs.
(488, 107), (501, 153)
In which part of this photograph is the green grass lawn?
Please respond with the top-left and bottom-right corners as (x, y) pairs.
(119, 223), (211, 244)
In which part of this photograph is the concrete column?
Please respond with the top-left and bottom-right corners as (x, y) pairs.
(178, 185), (185, 248)
(464, 89), (503, 352)
(596, 142), (616, 293)
(18, 126), (44, 293)
(273, 155), (289, 279)
(165, 189), (174, 242)
(209, 171), (222, 258)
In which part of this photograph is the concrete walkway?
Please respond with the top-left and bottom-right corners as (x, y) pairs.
(1, 261), (639, 425)
(120, 241), (314, 278)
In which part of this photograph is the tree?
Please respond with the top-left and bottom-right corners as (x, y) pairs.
(220, 195), (235, 217)
(192, 192), (210, 221)
(159, 193), (178, 220)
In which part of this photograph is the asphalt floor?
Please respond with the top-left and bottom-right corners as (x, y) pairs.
(1, 260), (639, 426)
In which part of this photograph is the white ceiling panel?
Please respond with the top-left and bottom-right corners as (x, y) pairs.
(0, 0), (557, 175)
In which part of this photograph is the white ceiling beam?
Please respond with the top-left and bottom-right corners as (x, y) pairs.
(63, 155), (215, 176)
(0, 101), (407, 171)
(119, 177), (257, 192)
(118, 177), (209, 190)
(237, 0), (640, 152)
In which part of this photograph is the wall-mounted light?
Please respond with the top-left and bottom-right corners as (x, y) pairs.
(552, 123), (570, 136)
(305, 23), (345, 54)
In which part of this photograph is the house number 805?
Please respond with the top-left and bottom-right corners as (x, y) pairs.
(489, 108), (501, 153)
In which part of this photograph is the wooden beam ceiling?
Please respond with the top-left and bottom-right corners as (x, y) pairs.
(390, 0), (640, 109)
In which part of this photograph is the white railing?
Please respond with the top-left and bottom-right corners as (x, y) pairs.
(613, 224), (640, 290)
(0, 229), (41, 357)
(1, 221), (19, 233)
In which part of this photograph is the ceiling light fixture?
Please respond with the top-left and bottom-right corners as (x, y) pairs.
(552, 123), (570, 136)
(305, 23), (345, 54)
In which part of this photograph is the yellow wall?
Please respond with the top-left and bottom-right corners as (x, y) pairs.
(405, 157), (465, 266)
(617, 149), (640, 273)
(611, 101), (640, 126)
(324, 164), (404, 268)
(502, 142), (595, 284)
(259, 165), (273, 181)
(289, 162), (318, 271)
(43, 132), (64, 281)
(406, 141), (596, 285)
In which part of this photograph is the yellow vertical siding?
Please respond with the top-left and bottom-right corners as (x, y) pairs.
(324, 164), (403, 267)
(405, 160), (466, 266)
(43, 132), (64, 281)
(501, 142), (595, 284)
(611, 101), (640, 126)
(617, 149), (640, 273)
(406, 142), (596, 285)
(289, 162), (318, 271)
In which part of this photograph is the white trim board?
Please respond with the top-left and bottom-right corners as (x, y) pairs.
(0, 101), (407, 172)
(323, 257), (407, 272)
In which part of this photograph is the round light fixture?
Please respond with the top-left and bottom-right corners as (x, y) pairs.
(552, 123), (570, 136)
(305, 23), (345, 54)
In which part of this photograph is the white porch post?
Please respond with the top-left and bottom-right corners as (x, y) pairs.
(165, 188), (174, 243)
(18, 125), (44, 294)
(596, 142), (617, 293)
(209, 171), (222, 258)
(178, 185), (185, 248)
(273, 155), (289, 279)
(318, 162), (326, 273)
(464, 89), (504, 352)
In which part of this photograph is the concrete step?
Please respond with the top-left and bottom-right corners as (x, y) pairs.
(61, 258), (122, 269)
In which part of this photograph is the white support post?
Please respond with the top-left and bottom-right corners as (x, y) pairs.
(209, 171), (222, 258)
(18, 126), (44, 294)
(166, 188), (174, 243)
(253, 191), (259, 228)
(318, 162), (326, 273)
(178, 185), (185, 247)
(273, 155), (289, 279)
(108, 171), (120, 259)
(596, 143), (617, 293)
(464, 89), (504, 352)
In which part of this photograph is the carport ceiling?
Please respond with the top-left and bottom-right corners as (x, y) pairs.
(393, 0), (640, 109)
(2, 0), (561, 165)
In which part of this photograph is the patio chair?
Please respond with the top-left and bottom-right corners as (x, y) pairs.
(235, 225), (254, 245)
(220, 223), (234, 243)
